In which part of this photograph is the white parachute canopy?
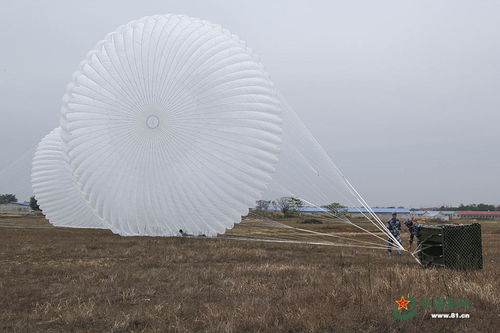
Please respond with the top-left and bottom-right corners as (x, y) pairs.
(29, 14), (403, 252)
(32, 127), (104, 229)
(37, 14), (282, 237)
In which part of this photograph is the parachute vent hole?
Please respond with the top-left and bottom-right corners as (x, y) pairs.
(146, 115), (160, 129)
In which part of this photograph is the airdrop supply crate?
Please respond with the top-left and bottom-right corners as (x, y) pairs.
(418, 223), (483, 270)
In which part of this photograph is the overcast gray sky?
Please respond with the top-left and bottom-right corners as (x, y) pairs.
(1, 0), (499, 207)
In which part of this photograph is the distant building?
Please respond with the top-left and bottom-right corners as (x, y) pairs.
(346, 208), (410, 221)
(420, 211), (450, 221)
(0, 202), (33, 215)
(454, 211), (500, 220)
(257, 206), (412, 220)
(254, 205), (500, 220)
(255, 206), (324, 215)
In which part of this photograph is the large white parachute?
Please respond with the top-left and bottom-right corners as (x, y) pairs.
(38, 15), (283, 236)
(30, 14), (404, 253)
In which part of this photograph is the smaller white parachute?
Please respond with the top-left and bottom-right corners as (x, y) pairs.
(32, 127), (104, 229)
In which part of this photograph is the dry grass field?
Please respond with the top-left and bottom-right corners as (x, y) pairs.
(0, 214), (498, 332)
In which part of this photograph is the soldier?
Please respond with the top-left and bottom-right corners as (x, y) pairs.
(387, 212), (402, 255)
(404, 218), (423, 250)
(179, 229), (206, 237)
(179, 229), (192, 237)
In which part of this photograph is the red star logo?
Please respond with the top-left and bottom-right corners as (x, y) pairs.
(395, 296), (411, 310)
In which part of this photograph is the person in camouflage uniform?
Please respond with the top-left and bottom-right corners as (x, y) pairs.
(404, 217), (423, 249)
(387, 212), (402, 255)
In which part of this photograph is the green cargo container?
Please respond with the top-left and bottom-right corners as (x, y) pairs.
(417, 223), (483, 270)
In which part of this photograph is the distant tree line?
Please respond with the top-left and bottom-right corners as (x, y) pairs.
(0, 194), (17, 204)
(374, 206), (405, 209)
(435, 203), (499, 211)
(359, 203), (500, 212)
(0, 193), (41, 211)
(255, 198), (347, 218)
(322, 202), (347, 217)
(255, 197), (304, 217)
(255, 200), (500, 214)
